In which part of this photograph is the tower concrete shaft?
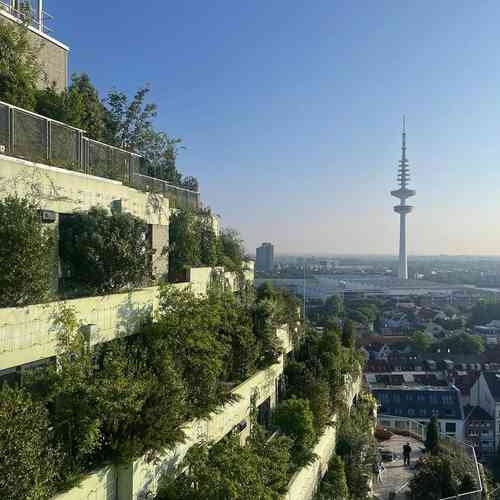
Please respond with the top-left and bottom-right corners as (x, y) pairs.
(391, 117), (415, 280)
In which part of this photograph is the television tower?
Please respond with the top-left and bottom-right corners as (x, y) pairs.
(391, 117), (415, 280)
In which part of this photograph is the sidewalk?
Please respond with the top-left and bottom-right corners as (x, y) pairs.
(373, 434), (423, 500)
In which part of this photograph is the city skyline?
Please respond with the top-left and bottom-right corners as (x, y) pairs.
(51, 1), (500, 256)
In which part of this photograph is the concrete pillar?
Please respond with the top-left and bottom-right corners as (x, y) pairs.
(149, 224), (169, 281)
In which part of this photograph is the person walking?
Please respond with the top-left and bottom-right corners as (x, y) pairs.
(403, 442), (412, 466)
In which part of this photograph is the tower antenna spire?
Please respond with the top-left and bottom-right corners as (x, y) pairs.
(391, 117), (415, 280)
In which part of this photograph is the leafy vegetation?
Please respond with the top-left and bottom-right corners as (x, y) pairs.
(0, 385), (57, 500)
(409, 444), (478, 500)
(0, 282), (297, 498)
(0, 20), (41, 109)
(315, 454), (349, 500)
(335, 392), (377, 500)
(0, 195), (55, 307)
(168, 207), (248, 280)
(59, 207), (154, 295)
(284, 323), (361, 434)
(156, 426), (292, 500)
(0, 22), (194, 189)
(272, 397), (316, 468)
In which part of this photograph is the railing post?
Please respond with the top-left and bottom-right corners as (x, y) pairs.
(46, 120), (51, 163)
(9, 106), (14, 154)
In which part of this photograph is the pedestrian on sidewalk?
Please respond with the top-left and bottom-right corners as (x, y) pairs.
(403, 442), (412, 466)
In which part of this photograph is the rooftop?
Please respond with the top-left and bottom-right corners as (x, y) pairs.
(372, 386), (463, 420)
(463, 405), (493, 422)
(482, 372), (500, 401)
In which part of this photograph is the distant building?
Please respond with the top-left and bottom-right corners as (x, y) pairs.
(371, 382), (464, 440)
(470, 372), (500, 449)
(256, 242), (274, 272)
(463, 405), (495, 457)
(474, 320), (500, 345)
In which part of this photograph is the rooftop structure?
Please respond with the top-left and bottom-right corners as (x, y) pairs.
(391, 117), (415, 280)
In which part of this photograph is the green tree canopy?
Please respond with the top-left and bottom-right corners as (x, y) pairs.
(272, 397), (316, 468)
(425, 416), (440, 454)
(0, 20), (41, 109)
(0, 385), (57, 500)
(0, 195), (55, 307)
(157, 427), (291, 500)
(59, 207), (153, 295)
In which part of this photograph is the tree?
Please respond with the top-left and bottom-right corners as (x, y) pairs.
(218, 228), (247, 272)
(0, 20), (41, 109)
(157, 427), (291, 500)
(436, 333), (484, 355)
(59, 207), (153, 294)
(95, 329), (187, 462)
(412, 331), (434, 353)
(157, 285), (228, 416)
(0, 195), (55, 307)
(168, 208), (202, 280)
(106, 86), (185, 184)
(0, 385), (57, 500)
(323, 294), (344, 319)
(272, 397), (316, 468)
(64, 73), (110, 141)
(425, 416), (440, 454)
(409, 455), (458, 500)
(28, 305), (102, 481)
(316, 454), (349, 500)
(341, 319), (354, 348)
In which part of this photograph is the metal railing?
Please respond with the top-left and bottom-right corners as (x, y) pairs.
(377, 415), (483, 500)
(0, 0), (52, 34)
(0, 100), (199, 208)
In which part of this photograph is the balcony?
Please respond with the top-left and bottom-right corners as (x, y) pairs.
(0, 100), (199, 209)
(0, 0), (52, 34)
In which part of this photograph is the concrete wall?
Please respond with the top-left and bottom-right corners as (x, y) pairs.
(0, 264), (253, 371)
(52, 466), (116, 500)
(0, 10), (69, 91)
(53, 327), (291, 500)
(0, 154), (170, 225)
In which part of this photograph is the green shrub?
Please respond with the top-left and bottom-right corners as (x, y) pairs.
(157, 426), (291, 500)
(60, 207), (153, 294)
(0, 21), (41, 109)
(272, 397), (316, 468)
(0, 385), (57, 499)
(0, 195), (55, 307)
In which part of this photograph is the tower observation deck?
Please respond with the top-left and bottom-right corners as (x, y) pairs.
(391, 117), (415, 280)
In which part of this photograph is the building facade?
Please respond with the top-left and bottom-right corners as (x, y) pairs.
(256, 242), (274, 272)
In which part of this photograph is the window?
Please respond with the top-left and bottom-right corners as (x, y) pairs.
(408, 408), (415, 417)
(445, 422), (456, 434)
(419, 409), (427, 417)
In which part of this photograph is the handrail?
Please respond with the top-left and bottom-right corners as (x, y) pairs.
(0, 0), (53, 33)
(0, 99), (200, 208)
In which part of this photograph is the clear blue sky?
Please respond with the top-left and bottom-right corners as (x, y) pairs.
(51, 0), (500, 256)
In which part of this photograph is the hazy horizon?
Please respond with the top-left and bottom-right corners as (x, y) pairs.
(52, 1), (500, 255)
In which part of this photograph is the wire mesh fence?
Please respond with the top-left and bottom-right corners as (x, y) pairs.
(0, 100), (200, 208)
